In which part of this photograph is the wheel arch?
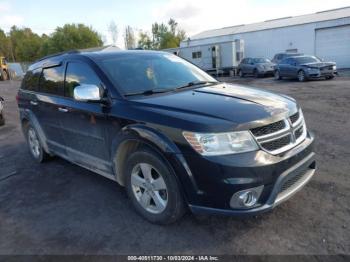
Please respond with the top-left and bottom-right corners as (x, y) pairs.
(111, 124), (182, 186)
(110, 124), (200, 205)
(20, 109), (50, 153)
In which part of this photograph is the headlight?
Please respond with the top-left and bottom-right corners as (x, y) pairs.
(183, 131), (259, 156)
(333, 65), (337, 70)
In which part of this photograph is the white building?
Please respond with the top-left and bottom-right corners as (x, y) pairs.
(175, 7), (350, 69)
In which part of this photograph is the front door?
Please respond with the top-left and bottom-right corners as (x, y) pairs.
(59, 61), (113, 175)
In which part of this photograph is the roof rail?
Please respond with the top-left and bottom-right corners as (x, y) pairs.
(316, 6), (350, 14)
(34, 50), (80, 63)
(265, 16), (292, 22)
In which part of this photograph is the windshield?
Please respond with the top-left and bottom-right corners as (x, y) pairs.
(253, 58), (270, 63)
(100, 52), (217, 95)
(295, 56), (320, 64)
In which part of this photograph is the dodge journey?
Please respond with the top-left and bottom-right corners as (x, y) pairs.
(18, 50), (316, 224)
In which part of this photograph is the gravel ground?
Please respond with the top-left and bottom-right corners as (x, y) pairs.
(0, 76), (349, 255)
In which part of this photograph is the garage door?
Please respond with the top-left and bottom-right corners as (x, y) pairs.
(315, 25), (350, 68)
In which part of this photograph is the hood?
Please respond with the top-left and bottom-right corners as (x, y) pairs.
(257, 62), (274, 67)
(301, 62), (335, 68)
(131, 83), (297, 129)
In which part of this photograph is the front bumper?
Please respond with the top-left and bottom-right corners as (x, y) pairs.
(306, 69), (337, 78)
(189, 151), (315, 216)
(174, 131), (315, 216)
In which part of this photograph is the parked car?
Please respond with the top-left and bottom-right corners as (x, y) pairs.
(0, 96), (4, 126)
(274, 55), (337, 82)
(238, 58), (275, 77)
(18, 50), (316, 224)
(271, 52), (303, 64)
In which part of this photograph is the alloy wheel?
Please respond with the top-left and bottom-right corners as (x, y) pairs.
(28, 127), (40, 158)
(131, 163), (168, 214)
(274, 71), (280, 80)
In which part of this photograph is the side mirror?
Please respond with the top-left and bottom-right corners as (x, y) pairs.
(73, 84), (102, 102)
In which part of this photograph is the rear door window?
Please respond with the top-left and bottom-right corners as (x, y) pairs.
(22, 68), (42, 91)
(64, 62), (101, 98)
(39, 66), (64, 96)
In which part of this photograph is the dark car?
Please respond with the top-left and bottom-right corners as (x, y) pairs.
(17, 50), (316, 224)
(271, 52), (303, 64)
(275, 55), (337, 82)
(0, 96), (4, 126)
(238, 58), (275, 77)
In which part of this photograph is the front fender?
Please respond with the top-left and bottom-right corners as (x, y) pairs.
(110, 124), (201, 203)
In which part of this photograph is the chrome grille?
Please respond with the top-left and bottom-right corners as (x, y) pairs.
(250, 110), (307, 155)
(261, 135), (291, 151)
(290, 112), (299, 124)
(251, 120), (286, 137)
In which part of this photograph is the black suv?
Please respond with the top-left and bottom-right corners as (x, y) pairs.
(18, 50), (316, 224)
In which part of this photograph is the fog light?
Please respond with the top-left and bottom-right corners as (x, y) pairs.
(230, 185), (264, 209)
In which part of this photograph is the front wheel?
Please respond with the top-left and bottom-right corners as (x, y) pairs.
(274, 70), (282, 80)
(298, 70), (306, 82)
(125, 149), (186, 224)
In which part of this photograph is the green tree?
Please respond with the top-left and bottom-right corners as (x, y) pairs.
(0, 29), (9, 57)
(9, 26), (42, 61)
(138, 18), (186, 50)
(138, 31), (152, 50)
(47, 24), (103, 54)
(124, 25), (135, 49)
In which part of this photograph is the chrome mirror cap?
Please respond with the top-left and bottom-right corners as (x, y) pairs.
(73, 84), (101, 102)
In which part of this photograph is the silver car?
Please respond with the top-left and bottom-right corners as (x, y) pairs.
(238, 58), (275, 78)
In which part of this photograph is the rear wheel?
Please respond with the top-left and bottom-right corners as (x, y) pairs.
(274, 70), (282, 80)
(24, 123), (49, 163)
(298, 70), (306, 82)
(125, 149), (186, 224)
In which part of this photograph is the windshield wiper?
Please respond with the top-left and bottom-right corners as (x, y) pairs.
(124, 89), (171, 97)
(174, 80), (218, 91)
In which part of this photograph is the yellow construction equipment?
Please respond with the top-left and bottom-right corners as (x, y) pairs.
(0, 57), (9, 81)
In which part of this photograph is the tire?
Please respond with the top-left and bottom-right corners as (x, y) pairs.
(0, 70), (6, 81)
(326, 76), (334, 80)
(238, 70), (244, 78)
(125, 149), (186, 224)
(274, 70), (282, 80)
(298, 70), (306, 82)
(24, 123), (49, 163)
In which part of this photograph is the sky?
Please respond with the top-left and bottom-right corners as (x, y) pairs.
(1, 0), (349, 48)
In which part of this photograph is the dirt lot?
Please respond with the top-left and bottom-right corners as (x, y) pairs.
(0, 75), (349, 255)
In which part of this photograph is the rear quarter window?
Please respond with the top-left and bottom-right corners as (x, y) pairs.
(21, 68), (42, 91)
(39, 66), (64, 96)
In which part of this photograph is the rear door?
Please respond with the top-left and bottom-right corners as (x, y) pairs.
(245, 58), (255, 74)
(58, 61), (113, 175)
(278, 58), (289, 76)
(35, 64), (67, 155)
(286, 58), (298, 77)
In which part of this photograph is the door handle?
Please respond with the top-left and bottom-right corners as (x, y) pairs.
(58, 107), (69, 113)
(30, 101), (38, 106)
